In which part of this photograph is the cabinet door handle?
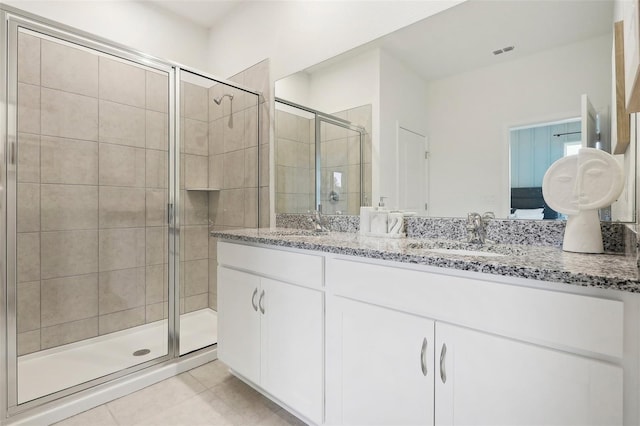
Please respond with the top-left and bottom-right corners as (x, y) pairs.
(251, 288), (258, 312)
(420, 337), (428, 376)
(258, 290), (265, 314)
(439, 343), (447, 384)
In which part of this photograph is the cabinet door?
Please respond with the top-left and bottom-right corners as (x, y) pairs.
(217, 267), (261, 385)
(260, 278), (324, 424)
(328, 297), (435, 425)
(435, 323), (623, 426)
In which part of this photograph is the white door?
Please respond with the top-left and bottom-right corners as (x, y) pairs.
(397, 126), (429, 215)
(581, 93), (598, 148)
(260, 278), (324, 424)
(332, 297), (435, 425)
(435, 322), (623, 426)
(217, 267), (261, 385)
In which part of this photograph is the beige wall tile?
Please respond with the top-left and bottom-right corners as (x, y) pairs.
(41, 317), (98, 349)
(184, 294), (208, 313)
(41, 88), (98, 141)
(209, 119), (224, 155)
(146, 149), (168, 189)
(146, 188), (167, 227)
(41, 184), (98, 231)
(185, 155), (208, 188)
(99, 186), (145, 228)
(41, 230), (98, 279)
(222, 189), (245, 227)
(184, 259), (208, 297)
(41, 136), (98, 185)
(184, 119), (208, 156)
(183, 82), (209, 122)
(99, 57), (145, 108)
(18, 32), (40, 85)
(244, 59), (270, 101)
(17, 133), (40, 183)
(99, 100), (145, 148)
(17, 281), (40, 333)
(146, 226), (167, 266)
(245, 106), (259, 148)
(146, 71), (169, 113)
(184, 191), (209, 225)
(18, 330), (41, 356)
(208, 154), (223, 190)
(208, 258), (217, 310)
(99, 227), (145, 272)
(146, 110), (169, 151)
(223, 113), (245, 153)
(244, 188), (258, 228)
(347, 136), (361, 165)
(259, 187), (270, 227)
(146, 264), (167, 305)
(244, 147), (258, 188)
(18, 83), (40, 134)
(208, 191), (223, 227)
(99, 143), (145, 187)
(259, 144), (270, 188)
(99, 307), (145, 335)
(223, 150), (245, 189)
(146, 302), (166, 323)
(41, 39), (98, 97)
(17, 232), (40, 283)
(17, 183), (39, 233)
(184, 226), (209, 261)
(99, 267), (145, 315)
(41, 273), (98, 327)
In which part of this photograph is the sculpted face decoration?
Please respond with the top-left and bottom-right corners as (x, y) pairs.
(542, 148), (624, 253)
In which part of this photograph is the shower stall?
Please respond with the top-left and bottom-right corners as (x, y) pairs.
(0, 6), (264, 423)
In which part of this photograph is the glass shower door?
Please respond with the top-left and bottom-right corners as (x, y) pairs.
(11, 25), (173, 405)
(178, 70), (260, 355)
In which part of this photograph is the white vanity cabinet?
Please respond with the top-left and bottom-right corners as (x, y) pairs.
(325, 257), (624, 426)
(217, 242), (324, 424)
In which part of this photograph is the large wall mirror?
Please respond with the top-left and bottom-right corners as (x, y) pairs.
(275, 0), (636, 222)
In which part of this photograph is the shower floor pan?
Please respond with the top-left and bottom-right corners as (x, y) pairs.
(17, 308), (217, 404)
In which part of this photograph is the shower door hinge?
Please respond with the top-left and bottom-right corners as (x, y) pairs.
(9, 142), (15, 164)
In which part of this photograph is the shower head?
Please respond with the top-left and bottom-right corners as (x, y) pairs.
(213, 93), (234, 105)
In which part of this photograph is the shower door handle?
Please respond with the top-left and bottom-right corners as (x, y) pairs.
(251, 288), (258, 312)
(258, 290), (265, 314)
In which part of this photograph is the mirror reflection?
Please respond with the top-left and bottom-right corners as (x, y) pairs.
(275, 0), (635, 221)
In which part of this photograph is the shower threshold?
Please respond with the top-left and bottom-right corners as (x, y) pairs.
(17, 308), (217, 404)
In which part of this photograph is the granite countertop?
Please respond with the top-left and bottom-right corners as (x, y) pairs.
(211, 228), (640, 293)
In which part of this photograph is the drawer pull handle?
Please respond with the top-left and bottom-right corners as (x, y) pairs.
(251, 288), (258, 312)
(420, 337), (428, 376)
(440, 343), (447, 384)
(259, 290), (265, 314)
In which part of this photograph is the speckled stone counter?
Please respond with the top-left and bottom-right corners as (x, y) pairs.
(211, 228), (640, 293)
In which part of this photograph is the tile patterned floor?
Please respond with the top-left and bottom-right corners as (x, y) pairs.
(54, 361), (307, 426)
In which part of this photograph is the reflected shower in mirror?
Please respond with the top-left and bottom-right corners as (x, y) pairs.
(275, 0), (635, 221)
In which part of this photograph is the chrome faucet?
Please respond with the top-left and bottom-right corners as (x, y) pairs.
(466, 211), (495, 244)
(308, 207), (329, 232)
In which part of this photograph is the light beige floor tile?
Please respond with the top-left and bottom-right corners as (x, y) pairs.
(188, 360), (235, 389)
(132, 390), (232, 426)
(54, 405), (117, 426)
(106, 372), (206, 425)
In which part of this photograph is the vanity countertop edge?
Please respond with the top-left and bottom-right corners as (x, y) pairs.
(211, 228), (640, 293)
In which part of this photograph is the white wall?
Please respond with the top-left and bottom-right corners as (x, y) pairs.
(425, 34), (612, 218)
(207, 0), (464, 81)
(4, 0), (210, 71)
(379, 50), (429, 210)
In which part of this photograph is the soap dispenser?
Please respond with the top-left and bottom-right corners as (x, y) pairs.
(370, 196), (389, 234)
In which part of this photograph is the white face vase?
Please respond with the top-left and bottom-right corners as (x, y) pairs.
(542, 147), (624, 215)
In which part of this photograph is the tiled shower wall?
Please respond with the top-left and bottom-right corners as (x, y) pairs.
(322, 105), (372, 214)
(275, 109), (314, 213)
(275, 104), (371, 215)
(16, 32), (170, 355)
(207, 59), (271, 310)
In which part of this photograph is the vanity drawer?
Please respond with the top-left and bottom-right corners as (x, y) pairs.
(218, 241), (323, 288)
(326, 257), (623, 359)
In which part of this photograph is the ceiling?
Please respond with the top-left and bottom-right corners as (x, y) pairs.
(146, 0), (244, 29)
(306, 0), (614, 81)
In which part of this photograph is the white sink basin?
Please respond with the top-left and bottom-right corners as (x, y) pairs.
(426, 248), (506, 257)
